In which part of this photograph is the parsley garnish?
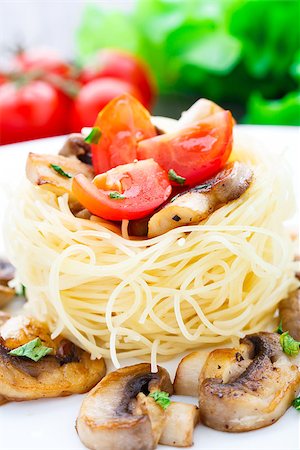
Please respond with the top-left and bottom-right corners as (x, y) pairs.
(292, 397), (300, 411)
(9, 338), (53, 362)
(109, 191), (125, 200)
(50, 164), (72, 178)
(276, 319), (283, 334)
(168, 169), (186, 185)
(16, 284), (26, 297)
(84, 127), (102, 144)
(279, 332), (300, 357)
(149, 390), (171, 410)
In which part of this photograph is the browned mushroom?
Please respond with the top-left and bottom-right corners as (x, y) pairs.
(199, 332), (300, 432)
(77, 363), (173, 450)
(59, 133), (92, 165)
(0, 259), (15, 307)
(148, 161), (253, 238)
(0, 315), (106, 402)
(279, 288), (300, 341)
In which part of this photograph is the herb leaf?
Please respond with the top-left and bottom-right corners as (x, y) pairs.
(168, 169), (186, 185)
(9, 338), (53, 362)
(109, 191), (125, 200)
(279, 331), (300, 357)
(84, 127), (102, 144)
(149, 390), (171, 410)
(50, 164), (72, 179)
(292, 397), (300, 411)
(276, 319), (283, 335)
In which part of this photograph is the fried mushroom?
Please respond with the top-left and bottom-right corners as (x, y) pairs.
(0, 259), (15, 307)
(59, 133), (92, 165)
(199, 332), (300, 432)
(76, 363), (173, 450)
(279, 288), (300, 341)
(0, 316), (106, 402)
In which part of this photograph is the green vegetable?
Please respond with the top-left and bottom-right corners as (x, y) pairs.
(76, 0), (300, 125)
(9, 338), (53, 362)
(292, 397), (300, 411)
(109, 191), (125, 200)
(168, 169), (186, 185)
(16, 284), (26, 297)
(149, 390), (171, 410)
(279, 331), (300, 357)
(84, 127), (102, 144)
(50, 164), (72, 179)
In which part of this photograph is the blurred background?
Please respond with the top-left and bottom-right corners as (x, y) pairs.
(0, 0), (299, 145)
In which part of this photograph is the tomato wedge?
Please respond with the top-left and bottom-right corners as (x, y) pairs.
(72, 159), (172, 221)
(91, 93), (157, 175)
(137, 111), (233, 186)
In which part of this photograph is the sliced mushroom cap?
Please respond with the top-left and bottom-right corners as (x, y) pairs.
(0, 316), (106, 402)
(159, 402), (199, 447)
(199, 332), (300, 432)
(77, 363), (173, 450)
(148, 161), (253, 238)
(59, 133), (92, 165)
(279, 288), (300, 341)
(0, 259), (16, 307)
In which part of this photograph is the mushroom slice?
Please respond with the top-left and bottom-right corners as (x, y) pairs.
(174, 347), (215, 396)
(199, 332), (300, 432)
(26, 152), (94, 198)
(279, 288), (300, 341)
(134, 393), (166, 445)
(0, 316), (106, 402)
(148, 161), (253, 238)
(0, 259), (16, 307)
(59, 133), (92, 165)
(76, 363), (173, 450)
(159, 402), (199, 447)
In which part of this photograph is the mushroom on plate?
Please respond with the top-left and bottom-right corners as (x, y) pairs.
(279, 288), (300, 341)
(77, 363), (173, 450)
(59, 133), (92, 165)
(0, 315), (106, 402)
(0, 259), (15, 308)
(199, 332), (300, 432)
(159, 402), (199, 447)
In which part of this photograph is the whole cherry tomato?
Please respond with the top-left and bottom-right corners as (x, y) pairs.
(71, 78), (144, 132)
(0, 80), (70, 145)
(80, 49), (155, 109)
(12, 48), (72, 78)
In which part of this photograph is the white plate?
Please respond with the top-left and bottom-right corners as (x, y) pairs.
(0, 127), (299, 450)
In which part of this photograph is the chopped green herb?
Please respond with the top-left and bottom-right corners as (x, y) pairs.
(109, 191), (125, 200)
(276, 319), (283, 335)
(168, 169), (186, 185)
(279, 331), (300, 357)
(149, 390), (171, 410)
(9, 338), (53, 362)
(16, 284), (26, 297)
(84, 127), (102, 144)
(50, 164), (72, 178)
(292, 397), (300, 411)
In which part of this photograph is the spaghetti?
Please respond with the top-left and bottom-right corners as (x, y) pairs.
(5, 130), (298, 367)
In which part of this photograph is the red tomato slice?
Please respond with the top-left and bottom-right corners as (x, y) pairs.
(137, 111), (233, 186)
(91, 93), (157, 174)
(72, 159), (172, 221)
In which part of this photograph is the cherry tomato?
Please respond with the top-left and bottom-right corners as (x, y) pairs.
(80, 49), (155, 109)
(71, 78), (145, 132)
(91, 93), (157, 174)
(12, 48), (72, 78)
(72, 159), (172, 221)
(137, 111), (233, 186)
(0, 80), (69, 145)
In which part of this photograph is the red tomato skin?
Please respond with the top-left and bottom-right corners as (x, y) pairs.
(71, 78), (144, 132)
(12, 48), (71, 78)
(91, 93), (157, 174)
(137, 111), (233, 186)
(80, 49), (155, 109)
(72, 159), (172, 221)
(0, 81), (68, 145)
